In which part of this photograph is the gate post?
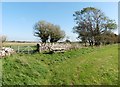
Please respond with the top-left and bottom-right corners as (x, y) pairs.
(17, 46), (19, 53)
(36, 43), (40, 52)
(28, 46), (29, 54)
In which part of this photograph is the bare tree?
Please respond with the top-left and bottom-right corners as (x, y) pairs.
(0, 35), (7, 48)
(0, 35), (7, 43)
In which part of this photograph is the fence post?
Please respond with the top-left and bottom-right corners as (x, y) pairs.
(28, 46), (29, 54)
(18, 46), (19, 53)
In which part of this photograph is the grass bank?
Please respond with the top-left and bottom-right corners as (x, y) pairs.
(1, 44), (118, 85)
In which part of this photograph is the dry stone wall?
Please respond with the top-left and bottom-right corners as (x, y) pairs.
(0, 47), (15, 58)
(38, 43), (82, 52)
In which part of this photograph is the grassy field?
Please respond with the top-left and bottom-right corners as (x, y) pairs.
(1, 44), (118, 85)
(3, 42), (36, 46)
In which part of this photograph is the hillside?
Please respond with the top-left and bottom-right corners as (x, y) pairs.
(1, 44), (118, 85)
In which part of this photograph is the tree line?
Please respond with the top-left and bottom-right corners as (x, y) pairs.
(34, 7), (118, 46)
(1, 7), (118, 47)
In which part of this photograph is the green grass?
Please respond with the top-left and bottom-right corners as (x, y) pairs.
(1, 44), (118, 85)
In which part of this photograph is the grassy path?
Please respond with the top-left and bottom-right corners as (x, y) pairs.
(50, 45), (118, 85)
(1, 44), (118, 85)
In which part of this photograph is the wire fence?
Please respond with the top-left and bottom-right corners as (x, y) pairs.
(10, 45), (36, 54)
(1, 42), (83, 54)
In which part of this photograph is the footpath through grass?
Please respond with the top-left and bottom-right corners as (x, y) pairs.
(1, 44), (118, 85)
